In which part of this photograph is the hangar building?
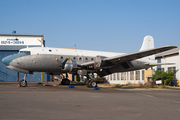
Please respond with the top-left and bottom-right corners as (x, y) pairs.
(0, 32), (50, 82)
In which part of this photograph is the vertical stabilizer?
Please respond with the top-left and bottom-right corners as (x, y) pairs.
(139, 35), (155, 60)
(139, 35), (154, 51)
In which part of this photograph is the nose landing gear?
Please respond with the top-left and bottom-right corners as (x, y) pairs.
(19, 74), (28, 87)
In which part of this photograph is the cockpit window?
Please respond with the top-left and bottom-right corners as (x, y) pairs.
(19, 51), (31, 55)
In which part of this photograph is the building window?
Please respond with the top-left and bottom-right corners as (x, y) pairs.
(127, 72), (129, 80)
(117, 73), (120, 80)
(168, 67), (176, 79)
(130, 71), (134, 80)
(113, 73), (116, 80)
(142, 70), (144, 80)
(157, 68), (164, 71)
(121, 72), (126, 81)
(136, 71), (140, 80)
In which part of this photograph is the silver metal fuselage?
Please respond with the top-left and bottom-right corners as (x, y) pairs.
(2, 47), (152, 76)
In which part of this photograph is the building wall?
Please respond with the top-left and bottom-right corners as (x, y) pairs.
(105, 70), (146, 85)
(105, 51), (180, 85)
(156, 54), (180, 81)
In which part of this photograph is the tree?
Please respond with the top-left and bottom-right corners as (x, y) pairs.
(152, 70), (174, 85)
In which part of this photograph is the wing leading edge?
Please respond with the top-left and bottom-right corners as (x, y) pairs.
(81, 46), (177, 68)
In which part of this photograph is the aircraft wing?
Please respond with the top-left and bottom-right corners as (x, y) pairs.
(81, 46), (177, 68)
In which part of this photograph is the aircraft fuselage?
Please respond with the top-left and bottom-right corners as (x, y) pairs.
(3, 47), (151, 75)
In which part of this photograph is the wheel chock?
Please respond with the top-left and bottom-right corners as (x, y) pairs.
(17, 84), (21, 87)
(37, 82), (43, 84)
(92, 87), (100, 90)
(68, 86), (75, 88)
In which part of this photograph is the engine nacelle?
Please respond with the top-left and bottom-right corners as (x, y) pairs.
(63, 60), (75, 73)
(94, 56), (102, 69)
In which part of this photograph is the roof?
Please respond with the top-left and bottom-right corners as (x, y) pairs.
(0, 45), (42, 50)
(0, 33), (43, 37)
(54, 47), (76, 49)
(155, 46), (180, 58)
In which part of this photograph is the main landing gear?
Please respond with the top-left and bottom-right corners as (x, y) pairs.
(19, 74), (28, 87)
(86, 73), (97, 88)
(61, 78), (70, 85)
(86, 80), (97, 88)
(61, 73), (70, 85)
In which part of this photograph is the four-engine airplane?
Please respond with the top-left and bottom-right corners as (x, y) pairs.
(2, 36), (177, 87)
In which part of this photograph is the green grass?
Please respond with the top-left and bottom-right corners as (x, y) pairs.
(70, 81), (86, 85)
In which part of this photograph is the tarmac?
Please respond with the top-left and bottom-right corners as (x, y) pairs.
(0, 82), (180, 120)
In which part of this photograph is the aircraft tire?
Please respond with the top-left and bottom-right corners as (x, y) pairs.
(61, 79), (65, 85)
(89, 80), (97, 88)
(19, 79), (27, 87)
(65, 79), (70, 85)
(86, 80), (91, 88)
(61, 79), (70, 85)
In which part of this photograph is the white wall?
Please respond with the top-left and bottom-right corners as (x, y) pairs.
(106, 70), (145, 85)
(156, 54), (180, 80)
(0, 36), (42, 46)
(106, 51), (180, 85)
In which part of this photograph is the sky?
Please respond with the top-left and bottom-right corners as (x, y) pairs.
(0, 0), (179, 53)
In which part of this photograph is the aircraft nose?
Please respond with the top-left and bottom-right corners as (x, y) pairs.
(2, 56), (12, 66)
(2, 53), (21, 66)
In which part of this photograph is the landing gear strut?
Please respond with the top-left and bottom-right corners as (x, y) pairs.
(61, 73), (70, 85)
(19, 74), (28, 87)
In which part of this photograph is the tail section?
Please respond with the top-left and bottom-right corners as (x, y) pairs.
(139, 35), (155, 60)
(139, 35), (154, 51)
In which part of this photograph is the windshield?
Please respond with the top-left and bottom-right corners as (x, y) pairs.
(19, 51), (31, 55)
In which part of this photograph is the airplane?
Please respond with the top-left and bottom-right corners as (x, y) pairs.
(2, 35), (177, 88)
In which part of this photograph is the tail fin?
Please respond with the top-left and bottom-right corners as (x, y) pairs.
(139, 35), (154, 51)
(139, 35), (155, 60)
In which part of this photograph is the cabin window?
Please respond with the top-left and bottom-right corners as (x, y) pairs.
(79, 57), (82, 61)
(85, 58), (88, 61)
(73, 57), (76, 60)
(49, 50), (52, 52)
(61, 56), (63, 59)
(91, 58), (94, 61)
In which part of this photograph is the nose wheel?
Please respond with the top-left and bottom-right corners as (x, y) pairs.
(19, 74), (28, 87)
(19, 79), (27, 87)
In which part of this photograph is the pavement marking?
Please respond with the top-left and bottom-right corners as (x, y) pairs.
(137, 93), (180, 104)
